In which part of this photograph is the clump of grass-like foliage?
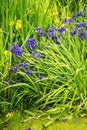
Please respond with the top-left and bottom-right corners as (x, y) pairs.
(0, 9), (87, 117)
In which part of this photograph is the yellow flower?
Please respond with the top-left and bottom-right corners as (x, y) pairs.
(15, 20), (22, 30)
(50, 6), (58, 17)
(6, 112), (13, 118)
(9, 21), (14, 27)
(4, 50), (9, 57)
(17, 20), (22, 23)
(4, 50), (12, 59)
(15, 23), (22, 30)
(54, 19), (59, 25)
(50, 12), (58, 17)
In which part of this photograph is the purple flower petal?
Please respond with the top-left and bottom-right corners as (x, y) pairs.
(21, 61), (27, 68)
(79, 31), (86, 40)
(9, 43), (22, 58)
(31, 50), (35, 56)
(67, 18), (73, 23)
(26, 128), (31, 130)
(70, 28), (76, 36)
(38, 75), (43, 80)
(62, 18), (67, 23)
(36, 52), (41, 59)
(25, 69), (32, 75)
(58, 27), (66, 33)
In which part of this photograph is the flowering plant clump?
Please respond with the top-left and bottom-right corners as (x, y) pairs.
(9, 43), (23, 58)
(2, 10), (87, 115)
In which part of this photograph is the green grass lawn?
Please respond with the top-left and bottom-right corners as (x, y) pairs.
(1, 112), (87, 130)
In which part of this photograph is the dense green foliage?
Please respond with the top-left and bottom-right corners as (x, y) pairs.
(0, 0), (87, 123)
